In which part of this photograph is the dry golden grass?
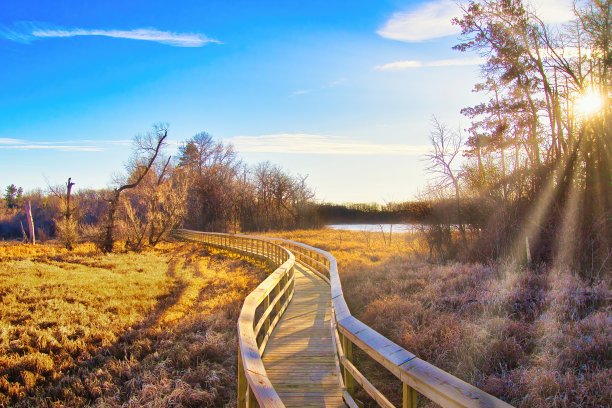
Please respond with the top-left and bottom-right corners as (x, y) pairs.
(2, 230), (609, 407)
(0, 240), (269, 407)
(265, 229), (611, 408)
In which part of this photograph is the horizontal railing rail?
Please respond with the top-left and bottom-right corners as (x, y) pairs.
(174, 229), (294, 408)
(271, 238), (513, 408)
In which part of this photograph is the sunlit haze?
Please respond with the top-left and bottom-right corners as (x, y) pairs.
(575, 90), (604, 117)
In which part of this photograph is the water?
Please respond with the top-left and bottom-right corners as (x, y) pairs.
(325, 223), (420, 233)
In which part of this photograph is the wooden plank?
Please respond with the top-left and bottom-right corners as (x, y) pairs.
(254, 275), (295, 337)
(244, 370), (287, 408)
(340, 355), (395, 408)
(338, 315), (416, 372)
(399, 358), (513, 408)
(218, 233), (296, 407)
(258, 289), (294, 354)
(403, 383), (417, 408)
(263, 263), (345, 407)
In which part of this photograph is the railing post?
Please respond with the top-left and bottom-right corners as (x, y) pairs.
(246, 387), (257, 408)
(264, 294), (271, 335)
(342, 333), (355, 398)
(403, 383), (417, 408)
(238, 352), (247, 408)
(274, 280), (282, 314)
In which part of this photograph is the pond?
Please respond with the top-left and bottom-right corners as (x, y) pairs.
(325, 223), (421, 233)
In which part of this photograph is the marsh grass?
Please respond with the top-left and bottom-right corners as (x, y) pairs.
(2, 230), (608, 407)
(0, 240), (269, 407)
(266, 229), (611, 407)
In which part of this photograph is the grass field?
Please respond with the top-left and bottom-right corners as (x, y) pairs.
(0, 241), (269, 407)
(266, 229), (611, 408)
(1, 230), (609, 407)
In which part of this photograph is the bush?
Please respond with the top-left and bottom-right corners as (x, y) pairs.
(55, 218), (78, 250)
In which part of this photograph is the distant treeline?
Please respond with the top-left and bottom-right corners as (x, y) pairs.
(316, 202), (431, 224)
(0, 127), (321, 250)
(0, 187), (108, 242)
(0, 182), (474, 244)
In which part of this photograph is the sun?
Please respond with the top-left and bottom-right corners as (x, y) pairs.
(575, 90), (604, 116)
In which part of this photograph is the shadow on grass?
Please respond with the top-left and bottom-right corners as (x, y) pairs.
(12, 243), (268, 407)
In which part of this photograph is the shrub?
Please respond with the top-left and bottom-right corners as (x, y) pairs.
(55, 218), (79, 250)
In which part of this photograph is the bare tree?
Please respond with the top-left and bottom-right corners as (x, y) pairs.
(178, 132), (240, 231)
(98, 125), (168, 253)
(123, 159), (188, 250)
(176, 132), (318, 233)
(425, 116), (467, 245)
(50, 178), (77, 249)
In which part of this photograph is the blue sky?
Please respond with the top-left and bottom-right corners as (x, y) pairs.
(0, 0), (573, 202)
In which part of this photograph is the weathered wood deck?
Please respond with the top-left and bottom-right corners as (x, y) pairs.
(262, 263), (345, 407)
(175, 230), (514, 408)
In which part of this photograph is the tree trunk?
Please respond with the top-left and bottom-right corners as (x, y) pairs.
(66, 177), (75, 221)
(451, 178), (467, 246)
(98, 128), (167, 253)
(25, 200), (35, 245)
(65, 177), (76, 250)
(101, 191), (120, 253)
(493, 87), (508, 201)
(20, 221), (28, 243)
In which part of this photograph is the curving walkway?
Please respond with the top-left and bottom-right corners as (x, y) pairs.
(175, 229), (514, 408)
(262, 263), (345, 407)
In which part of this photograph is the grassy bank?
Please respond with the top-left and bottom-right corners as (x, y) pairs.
(0, 241), (269, 407)
(267, 229), (611, 407)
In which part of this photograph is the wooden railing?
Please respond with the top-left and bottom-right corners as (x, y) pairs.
(175, 229), (513, 408)
(271, 238), (513, 408)
(174, 229), (294, 407)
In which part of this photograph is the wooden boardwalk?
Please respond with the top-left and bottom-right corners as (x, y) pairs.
(262, 263), (345, 407)
(176, 230), (513, 408)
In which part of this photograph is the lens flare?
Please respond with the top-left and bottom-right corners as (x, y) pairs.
(575, 90), (603, 116)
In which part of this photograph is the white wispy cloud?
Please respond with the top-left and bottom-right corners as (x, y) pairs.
(0, 22), (219, 47)
(377, 0), (462, 42)
(0, 138), (23, 145)
(0, 138), (132, 152)
(227, 133), (429, 156)
(378, 0), (575, 43)
(374, 57), (485, 71)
